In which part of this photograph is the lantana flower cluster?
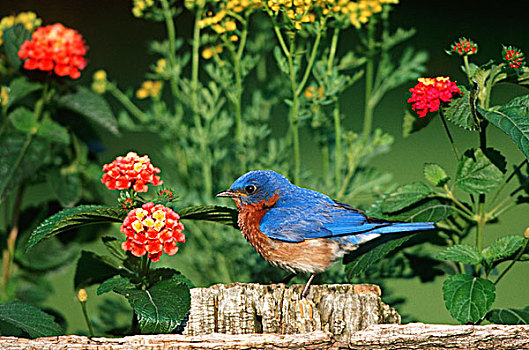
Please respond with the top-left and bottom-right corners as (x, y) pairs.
(448, 37), (478, 56)
(18, 23), (88, 79)
(502, 46), (525, 70)
(407, 77), (461, 118)
(101, 152), (163, 192)
(121, 202), (185, 262)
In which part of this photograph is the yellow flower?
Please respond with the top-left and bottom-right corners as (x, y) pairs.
(0, 12), (41, 46)
(136, 80), (163, 99)
(202, 47), (214, 59)
(155, 58), (167, 74)
(91, 70), (108, 94)
(230, 35), (239, 42)
(0, 86), (8, 107)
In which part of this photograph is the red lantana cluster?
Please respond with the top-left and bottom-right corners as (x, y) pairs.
(408, 77), (461, 118)
(102, 152), (162, 192)
(121, 203), (185, 262)
(502, 46), (525, 70)
(449, 38), (478, 56)
(18, 23), (88, 79)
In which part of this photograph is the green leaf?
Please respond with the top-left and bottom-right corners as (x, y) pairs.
(8, 107), (38, 133)
(369, 197), (453, 223)
(48, 170), (81, 207)
(0, 301), (63, 338)
(487, 306), (529, 324)
(481, 95), (529, 161)
(424, 163), (450, 187)
(345, 234), (412, 278)
(5, 77), (42, 110)
(403, 109), (434, 137)
(455, 149), (504, 194)
(56, 86), (119, 135)
(381, 182), (432, 213)
(443, 87), (479, 131)
(75, 250), (123, 289)
(0, 135), (50, 205)
(176, 205), (238, 229)
(2, 24), (31, 70)
(36, 120), (70, 145)
(26, 205), (126, 252)
(443, 274), (496, 324)
(16, 237), (79, 272)
(437, 244), (483, 265)
(483, 235), (525, 263)
(97, 274), (191, 333)
(102, 236), (128, 261)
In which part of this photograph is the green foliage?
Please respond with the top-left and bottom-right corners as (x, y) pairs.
(381, 182), (432, 213)
(443, 87), (479, 131)
(177, 205), (238, 228)
(75, 250), (123, 289)
(455, 149), (503, 194)
(482, 235), (525, 264)
(55, 86), (119, 136)
(8, 107), (38, 134)
(402, 109), (434, 137)
(480, 95), (529, 161)
(1, 24), (31, 69)
(424, 163), (450, 187)
(442, 274), (496, 324)
(4, 77), (42, 110)
(0, 301), (63, 338)
(438, 245), (483, 265)
(487, 306), (529, 325)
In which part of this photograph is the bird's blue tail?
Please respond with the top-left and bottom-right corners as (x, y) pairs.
(372, 222), (436, 234)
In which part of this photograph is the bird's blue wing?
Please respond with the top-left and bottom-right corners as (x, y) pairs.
(259, 201), (434, 243)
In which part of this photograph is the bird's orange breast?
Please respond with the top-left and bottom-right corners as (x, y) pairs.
(233, 195), (341, 274)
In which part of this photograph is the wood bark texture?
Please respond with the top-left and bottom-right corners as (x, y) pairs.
(1, 324), (529, 349)
(182, 283), (400, 341)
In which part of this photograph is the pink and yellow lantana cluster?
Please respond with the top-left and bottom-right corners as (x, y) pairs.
(408, 77), (461, 118)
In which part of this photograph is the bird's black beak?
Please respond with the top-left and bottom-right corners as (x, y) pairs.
(216, 189), (239, 198)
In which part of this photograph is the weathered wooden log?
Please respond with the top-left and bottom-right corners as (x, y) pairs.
(1, 324), (529, 349)
(183, 283), (400, 341)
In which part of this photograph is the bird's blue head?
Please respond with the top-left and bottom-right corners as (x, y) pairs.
(217, 170), (291, 207)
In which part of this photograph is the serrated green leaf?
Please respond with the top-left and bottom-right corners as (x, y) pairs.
(443, 274), (495, 324)
(56, 86), (119, 135)
(480, 95), (529, 161)
(345, 234), (411, 278)
(5, 77), (42, 110)
(381, 182), (432, 213)
(403, 109), (434, 137)
(2, 24), (31, 70)
(438, 244), (483, 265)
(0, 301), (63, 338)
(97, 274), (191, 333)
(75, 251), (123, 289)
(485, 235), (525, 263)
(455, 149), (504, 194)
(368, 197), (453, 223)
(487, 306), (529, 324)
(8, 107), (38, 133)
(443, 87), (479, 131)
(0, 135), (50, 205)
(37, 120), (70, 144)
(26, 205), (126, 252)
(175, 205), (238, 229)
(48, 170), (81, 207)
(424, 163), (450, 187)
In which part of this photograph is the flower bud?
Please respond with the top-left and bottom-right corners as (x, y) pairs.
(524, 227), (529, 239)
(78, 289), (88, 303)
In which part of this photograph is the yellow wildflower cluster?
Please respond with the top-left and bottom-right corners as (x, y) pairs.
(202, 45), (223, 59)
(267, 0), (315, 30)
(136, 80), (162, 99)
(304, 85), (324, 99)
(155, 58), (167, 75)
(0, 12), (41, 45)
(328, 0), (398, 28)
(198, 0), (262, 35)
(0, 86), (9, 107)
(132, 0), (154, 18)
(91, 70), (108, 94)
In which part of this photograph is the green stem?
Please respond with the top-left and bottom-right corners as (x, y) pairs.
(233, 22), (249, 172)
(327, 28), (340, 74)
(2, 186), (24, 292)
(488, 159), (528, 209)
(295, 17), (326, 97)
(463, 55), (472, 85)
(160, 0), (180, 103)
(287, 33), (301, 184)
(439, 109), (460, 160)
(327, 28), (342, 189)
(476, 201), (486, 252)
(442, 185), (473, 217)
(494, 238), (529, 286)
(80, 302), (95, 337)
(108, 83), (149, 123)
(362, 19), (375, 138)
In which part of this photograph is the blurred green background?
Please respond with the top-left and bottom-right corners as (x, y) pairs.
(1, 0), (528, 333)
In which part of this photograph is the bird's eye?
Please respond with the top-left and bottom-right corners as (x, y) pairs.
(245, 185), (256, 194)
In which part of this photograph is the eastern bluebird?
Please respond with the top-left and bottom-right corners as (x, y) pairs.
(217, 170), (435, 297)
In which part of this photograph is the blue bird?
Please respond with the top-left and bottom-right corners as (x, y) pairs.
(217, 170), (435, 297)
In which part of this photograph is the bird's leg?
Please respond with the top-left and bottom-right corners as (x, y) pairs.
(301, 273), (316, 298)
(281, 272), (297, 284)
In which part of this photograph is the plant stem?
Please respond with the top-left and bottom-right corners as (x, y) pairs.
(488, 159), (528, 209)
(1, 186), (24, 292)
(295, 17), (325, 97)
(233, 22), (249, 172)
(463, 55), (472, 85)
(494, 238), (529, 286)
(327, 28), (342, 188)
(439, 109), (460, 160)
(160, 0), (180, 103)
(80, 301), (95, 337)
(287, 33), (301, 184)
(362, 19), (375, 139)
(108, 83), (149, 123)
